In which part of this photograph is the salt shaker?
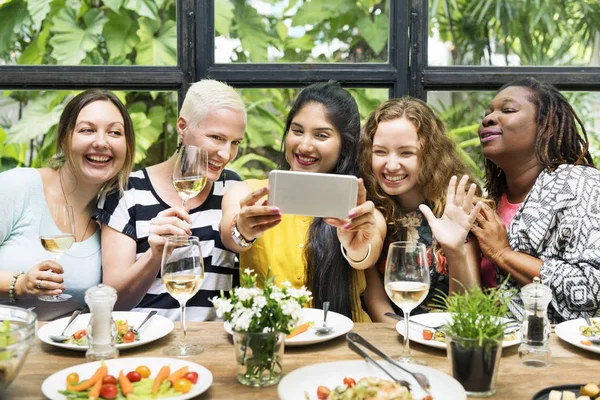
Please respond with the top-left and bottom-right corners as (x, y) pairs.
(85, 284), (119, 361)
(518, 277), (552, 367)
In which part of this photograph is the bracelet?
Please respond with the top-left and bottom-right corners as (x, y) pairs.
(231, 214), (256, 249)
(9, 272), (24, 303)
(340, 243), (372, 265)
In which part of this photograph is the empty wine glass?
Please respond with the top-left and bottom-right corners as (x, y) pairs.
(38, 204), (75, 302)
(172, 145), (209, 208)
(161, 236), (204, 356)
(384, 241), (430, 364)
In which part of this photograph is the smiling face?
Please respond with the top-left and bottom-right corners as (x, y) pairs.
(479, 86), (538, 165)
(371, 117), (422, 208)
(68, 100), (128, 186)
(284, 102), (342, 174)
(178, 107), (246, 182)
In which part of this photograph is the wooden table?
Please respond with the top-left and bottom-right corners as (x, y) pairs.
(6, 322), (600, 399)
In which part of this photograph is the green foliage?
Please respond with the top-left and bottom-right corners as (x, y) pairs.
(433, 281), (517, 344)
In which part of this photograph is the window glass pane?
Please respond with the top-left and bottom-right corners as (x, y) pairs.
(0, 90), (178, 171)
(427, 91), (600, 180)
(429, 1), (600, 66)
(233, 87), (388, 179)
(0, 1), (177, 66)
(215, 0), (389, 63)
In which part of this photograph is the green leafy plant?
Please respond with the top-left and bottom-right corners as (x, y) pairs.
(433, 281), (517, 344)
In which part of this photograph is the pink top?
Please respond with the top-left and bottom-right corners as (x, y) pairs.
(480, 194), (522, 288)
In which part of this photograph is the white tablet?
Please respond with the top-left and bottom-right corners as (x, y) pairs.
(267, 170), (358, 219)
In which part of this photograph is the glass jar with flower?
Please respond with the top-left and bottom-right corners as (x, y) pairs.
(212, 269), (312, 387)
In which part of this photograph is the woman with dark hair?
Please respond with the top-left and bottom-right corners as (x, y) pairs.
(220, 82), (383, 321)
(472, 77), (600, 323)
(0, 89), (135, 319)
(359, 97), (483, 322)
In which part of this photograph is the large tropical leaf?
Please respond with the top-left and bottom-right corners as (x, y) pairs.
(124, 0), (158, 20)
(292, 0), (355, 26)
(215, 0), (234, 36)
(102, 0), (123, 14)
(0, 0), (29, 54)
(18, 22), (50, 64)
(27, 0), (50, 32)
(356, 12), (388, 54)
(5, 94), (65, 144)
(135, 17), (176, 66)
(104, 10), (139, 61)
(49, 8), (108, 65)
(131, 106), (165, 163)
(233, 1), (269, 62)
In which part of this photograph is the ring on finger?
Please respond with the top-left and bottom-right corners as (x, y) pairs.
(36, 280), (43, 290)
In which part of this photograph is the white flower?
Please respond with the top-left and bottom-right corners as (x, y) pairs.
(237, 287), (261, 302)
(281, 299), (302, 316)
(270, 290), (285, 302)
(244, 268), (253, 275)
(211, 296), (233, 317)
(281, 280), (292, 288)
(262, 326), (274, 333)
(232, 308), (254, 332)
(287, 286), (312, 300)
(253, 295), (267, 310)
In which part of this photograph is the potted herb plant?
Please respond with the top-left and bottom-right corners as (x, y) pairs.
(434, 283), (516, 398)
(212, 269), (312, 387)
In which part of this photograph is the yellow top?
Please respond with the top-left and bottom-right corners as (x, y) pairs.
(240, 179), (371, 322)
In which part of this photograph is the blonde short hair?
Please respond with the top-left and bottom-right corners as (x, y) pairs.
(179, 79), (246, 127)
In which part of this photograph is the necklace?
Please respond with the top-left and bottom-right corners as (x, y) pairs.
(59, 169), (94, 243)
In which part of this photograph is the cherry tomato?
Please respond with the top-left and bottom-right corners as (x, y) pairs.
(422, 329), (434, 341)
(343, 377), (356, 388)
(123, 331), (135, 343)
(99, 384), (118, 399)
(317, 385), (331, 399)
(102, 375), (117, 385)
(73, 329), (86, 340)
(66, 372), (79, 385)
(172, 378), (192, 394)
(126, 371), (142, 382)
(135, 365), (151, 379)
(184, 371), (198, 384)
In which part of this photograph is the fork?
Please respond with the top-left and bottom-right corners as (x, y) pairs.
(346, 332), (431, 394)
(130, 310), (157, 335)
(384, 312), (446, 330)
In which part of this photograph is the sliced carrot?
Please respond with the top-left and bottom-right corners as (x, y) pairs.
(581, 340), (592, 346)
(152, 365), (170, 396)
(119, 370), (134, 396)
(87, 375), (103, 400)
(167, 366), (189, 385)
(67, 365), (108, 392)
(287, 322), (311, 339)
(422, 329), (434, 340)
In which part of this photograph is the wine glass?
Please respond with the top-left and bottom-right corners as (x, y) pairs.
(384, 241), (430, 364)
(161, 235), (205, 356)
(38, 204), (75, 302)
(172, 145), (209, 208)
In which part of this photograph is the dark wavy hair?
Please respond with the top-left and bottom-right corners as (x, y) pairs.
(359, 97), (477, 243)
(278, 82), (361, 320)
(484, 77), (595, 200)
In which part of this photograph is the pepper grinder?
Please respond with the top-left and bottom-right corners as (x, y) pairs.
(518, 277), (552, 367)
(85, 284), (119, 361)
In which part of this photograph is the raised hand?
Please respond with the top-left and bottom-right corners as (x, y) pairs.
(235, 186), (282, 241)
(471, 203), (511, 264)
(325, 179), (377, 258)
(147, 207), (192, 258)
(419, 175), (482, 252)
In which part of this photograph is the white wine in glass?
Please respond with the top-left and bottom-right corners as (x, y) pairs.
(172, 145), (208, 208)
(384, 241), (430, 364)
(161, 235), (204, 356)
(39, 204), (75, 302)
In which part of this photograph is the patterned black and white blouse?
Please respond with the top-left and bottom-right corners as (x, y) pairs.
(503, 164), (600, 323)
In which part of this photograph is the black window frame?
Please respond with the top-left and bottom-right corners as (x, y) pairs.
(0, 0), (596, 108)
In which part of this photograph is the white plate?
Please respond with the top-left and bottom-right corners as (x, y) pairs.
(395, 312), (521, 350)
(38, 311), (174, 351)
(41, 356), (212, 400)
(555, 318), (600, 354)
(277, 359), (466, 400)
(224, 308), (354, 347)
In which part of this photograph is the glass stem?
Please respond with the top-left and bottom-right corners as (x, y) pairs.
(403, 309), (411, 358)
(181, 301), (187, 343)
(182, 198), (187, 208)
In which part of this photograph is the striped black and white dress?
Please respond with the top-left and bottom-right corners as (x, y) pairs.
(95, 168), (240, 322)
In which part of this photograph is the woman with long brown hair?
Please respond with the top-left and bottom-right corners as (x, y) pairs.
(361, 97), (483, 322)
